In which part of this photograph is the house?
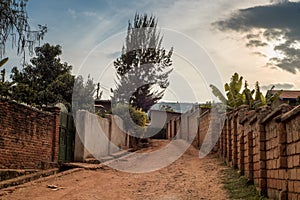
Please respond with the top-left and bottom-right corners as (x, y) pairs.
(147, 109), (181, 139)
(266, 90), (300, 108)
(149, 102), (198, 113)
(149, 109), (181, 129)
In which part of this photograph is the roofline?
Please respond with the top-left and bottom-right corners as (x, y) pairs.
(149, 109), (182, 115)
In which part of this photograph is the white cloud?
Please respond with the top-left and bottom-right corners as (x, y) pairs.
(83, 11), (97, 17)
(59, 1), (300, 101)
(68, 8), (77, 19)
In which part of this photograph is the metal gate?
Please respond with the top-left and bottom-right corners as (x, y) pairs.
(58, 112), (75, 162)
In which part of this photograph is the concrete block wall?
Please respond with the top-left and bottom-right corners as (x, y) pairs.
(166, 108), (219, 152)
(109, 115), (127, 153)
(166, 108), (201, 144)
(0, 99), (60, 169)
(74, 110), (130, 161)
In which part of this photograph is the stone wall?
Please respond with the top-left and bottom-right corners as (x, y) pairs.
(0, 99), (60, 169)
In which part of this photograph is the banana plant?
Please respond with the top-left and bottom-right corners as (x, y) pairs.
(211, 72), (246, 110)
(264, 85), (282, 106)
(209, 84), (227, 105)
(253, 81), (266, 108)
(224, 72), (245, 109)
(242, 81), (255, 108)
(210, 72), (282, 111)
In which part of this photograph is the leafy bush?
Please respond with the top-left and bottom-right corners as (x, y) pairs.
(112, 103), (146, 137)
(131, 107), (146, 127)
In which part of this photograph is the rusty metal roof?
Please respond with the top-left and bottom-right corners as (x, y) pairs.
(269, 90), (300, 99)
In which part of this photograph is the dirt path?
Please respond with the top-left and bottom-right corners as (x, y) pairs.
(0, 140), (229, 200)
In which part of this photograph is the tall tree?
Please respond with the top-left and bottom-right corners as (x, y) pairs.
(72, 75), (96, 112)
(112, 13), (173, 112)
(10, 43), (74, 108)
(0, 57), (11, 97)
(0, 0), (47, 58)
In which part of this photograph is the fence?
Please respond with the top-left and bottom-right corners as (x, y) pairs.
(166, 107), (221, 153)
(165, 104), (300, 199)
(0, 99), (60, 169)
(74, 110), (131, 162)
(219, 104), (300, 200)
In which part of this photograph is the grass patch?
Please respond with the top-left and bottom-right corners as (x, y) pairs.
(221, 167), (268, 200)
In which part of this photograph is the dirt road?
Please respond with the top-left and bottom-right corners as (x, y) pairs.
(0, 140), (229, 200)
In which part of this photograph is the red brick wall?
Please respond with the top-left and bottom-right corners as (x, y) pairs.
(285, 110), (300, 200)
(0, 99), (60, 169)
(165, 104), (300, 199)
(198, 111), (210, 148)
(218, 104), (300, 199)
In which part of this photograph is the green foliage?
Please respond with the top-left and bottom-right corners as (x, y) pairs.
(72, 75), (96, 112)
(0, 57), (11, 97)
(112, 103), (146, 137)
(159, 104), (174, 112)
(210, 72), (282, 110)
(0, 81), (12, 98)
(225, 72), (244, 109)
(10, 43), (74, 109)
(265, 86), (283, 106)
(95, 83), (103, 100)
(112, 13), (173, 112)
(242, 81), (255, 108)
(210, 84), (227, 105)
(0, 57), (8, 67)
(0, 0), (47, 57)
(131, 108), (147, 128)
(222, 168), (268, 200)
(0, 57), (9, 82)
(253, 82), (266, 108)
(200, 101), (213, 109)
(210, 73), (245, 110)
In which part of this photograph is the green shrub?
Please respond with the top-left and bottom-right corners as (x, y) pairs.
(112, 103), (146, 137)
(131, 107), (146, 127)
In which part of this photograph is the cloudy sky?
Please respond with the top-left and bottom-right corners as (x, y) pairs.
(5, 0), (300, 102)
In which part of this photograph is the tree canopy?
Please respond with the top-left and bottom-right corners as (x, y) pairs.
(0, 57), (11, 97)
(72, 75), (96, 112)
(10, 43), (74, 108)
(0, 0), (47, 58)
(112, 13), (173, 112)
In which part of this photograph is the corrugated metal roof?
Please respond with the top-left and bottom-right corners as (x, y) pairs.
(269, 90), (300, 99)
